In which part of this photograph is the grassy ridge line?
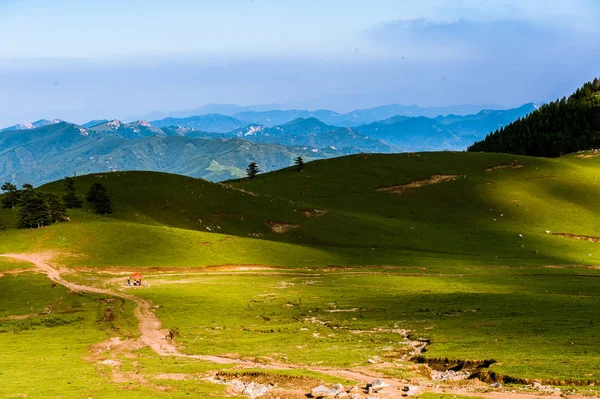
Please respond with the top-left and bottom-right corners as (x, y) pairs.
(1, 152), (600, 267)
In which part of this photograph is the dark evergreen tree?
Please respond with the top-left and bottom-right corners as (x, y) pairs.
(43, 193), (68, 223)
(18, 192), (52, 228)
(1, 182), (20, 209)
(469, 78), (600, 157)
(22, 183), (34, 191)
(246, 162), (259, 179)
(63, 177), (83, 209)
(86, 183), (113, 214)
(86, 182), (104, 203)
(94, 188), (113, 214)
(294, 156), (305, 172)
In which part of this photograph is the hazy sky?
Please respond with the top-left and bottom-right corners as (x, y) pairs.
(0, 0), (599, 125)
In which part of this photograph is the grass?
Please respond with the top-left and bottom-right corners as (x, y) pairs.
(2, 151), (600, 395)
(131, 269), (600, 381)
(0, 272), (235, 398)
(2, 152), (600, 268)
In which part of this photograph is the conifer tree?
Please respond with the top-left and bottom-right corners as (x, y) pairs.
(246, 162), (259, 179)
(43, 193), (68, 223)
(86, 183), (113, 214)
(18, 192), (51, 228)
(294, 156), (305, 172)
(86, 182), (104, 203)
(94, 188), (113, 214)
(1, 182), (20, 209)
(63, 177), (83, 209)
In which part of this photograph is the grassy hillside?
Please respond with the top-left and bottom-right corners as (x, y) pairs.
(3, 152), (600, 392)
(1, 152), (600, 268)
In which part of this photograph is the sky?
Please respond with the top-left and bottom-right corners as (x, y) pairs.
(0, 0), (599, 126)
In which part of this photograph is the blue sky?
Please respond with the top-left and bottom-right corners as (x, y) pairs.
(0, 0), (598, 125)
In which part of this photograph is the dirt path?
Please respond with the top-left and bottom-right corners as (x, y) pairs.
(1, 253), (593, 399)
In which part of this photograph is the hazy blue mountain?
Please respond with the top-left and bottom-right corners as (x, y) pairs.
(133, 103), (282, 121)
(1, 118), (63, 132)
(87, 120), (166, 139)
(356, 116), (470, 151)
(228, 118), (397, 153)
(0, 121), (344, 186)
(233, 110), (352, 127)
(149, 114), (247, 133)
(82, 119), (109, 128)
(343, 104), (495, 124)
(434, 103), (538, 135)
(229, 104), (532, 127)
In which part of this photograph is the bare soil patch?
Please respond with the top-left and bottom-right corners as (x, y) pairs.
(266, 221), (300, 233)
(377, 175), (458, 194)
(299, 208), (328, 218)
(552, 233), (600, 243)
(525, 176), (554, 180)
(485, 164), (525, 172)
(578, 154), (600, 159)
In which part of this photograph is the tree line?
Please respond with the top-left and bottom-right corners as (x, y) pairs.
(468, 78), (600, 157)
(1, 178), (113, 228)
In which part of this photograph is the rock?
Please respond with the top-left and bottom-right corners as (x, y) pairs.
(367, 379), (388, 393)
(311, 384), (343, 398)
(229, 379), (246, 391)
(243, 382), (269, 398)
(490, 382), (503, 388)
(406, 385), (418, 396)
(332, 383), (344, 392)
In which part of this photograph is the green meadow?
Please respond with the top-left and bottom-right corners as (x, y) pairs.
(1, 152), (600, 397)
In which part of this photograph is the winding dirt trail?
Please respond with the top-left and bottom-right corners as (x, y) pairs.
(1, 253), (592, 399)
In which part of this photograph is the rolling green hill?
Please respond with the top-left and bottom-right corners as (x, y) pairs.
(3, 152), (600, 393)
(2, 151), (600, 269)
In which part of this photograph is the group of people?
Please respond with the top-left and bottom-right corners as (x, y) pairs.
(126, 278), (143, 286)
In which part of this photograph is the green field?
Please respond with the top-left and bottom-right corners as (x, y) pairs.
(1, 152), (600, 398)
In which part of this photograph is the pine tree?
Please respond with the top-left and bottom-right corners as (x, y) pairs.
(43, 193), (68, 223)
(86, 182), (104, 203)
(94, 188), (113, 214)
(87, 183), (113, 214)
(18, 192), (52, 228)
(246, 162), (259, 179)
(1, 182), (20, 209)
(294, 156), (305, 172)
(63, 177), (83, 209)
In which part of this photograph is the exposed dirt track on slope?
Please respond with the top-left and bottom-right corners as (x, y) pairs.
(1, 253), (594, 399)
(485, 164), (526, 172)
(376, 175), (458, 194)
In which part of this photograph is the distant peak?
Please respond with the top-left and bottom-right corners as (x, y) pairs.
(107, 120), (124, 128)
(133, 120), (152, 127)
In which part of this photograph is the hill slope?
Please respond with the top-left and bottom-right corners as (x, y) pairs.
(2, 152), (600, 268)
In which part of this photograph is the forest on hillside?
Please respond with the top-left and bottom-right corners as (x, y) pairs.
(468, 79), (600, 156)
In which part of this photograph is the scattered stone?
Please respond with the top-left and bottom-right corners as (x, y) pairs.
(367, 379), (388, 394)
(311, 384), (344, 398)
(243, 382), (269, 398)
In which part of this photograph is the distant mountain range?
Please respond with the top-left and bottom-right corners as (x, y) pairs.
(133, 103), (510, 123)
(0, 103), (537, 186)
(0, 121), (341, 186)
